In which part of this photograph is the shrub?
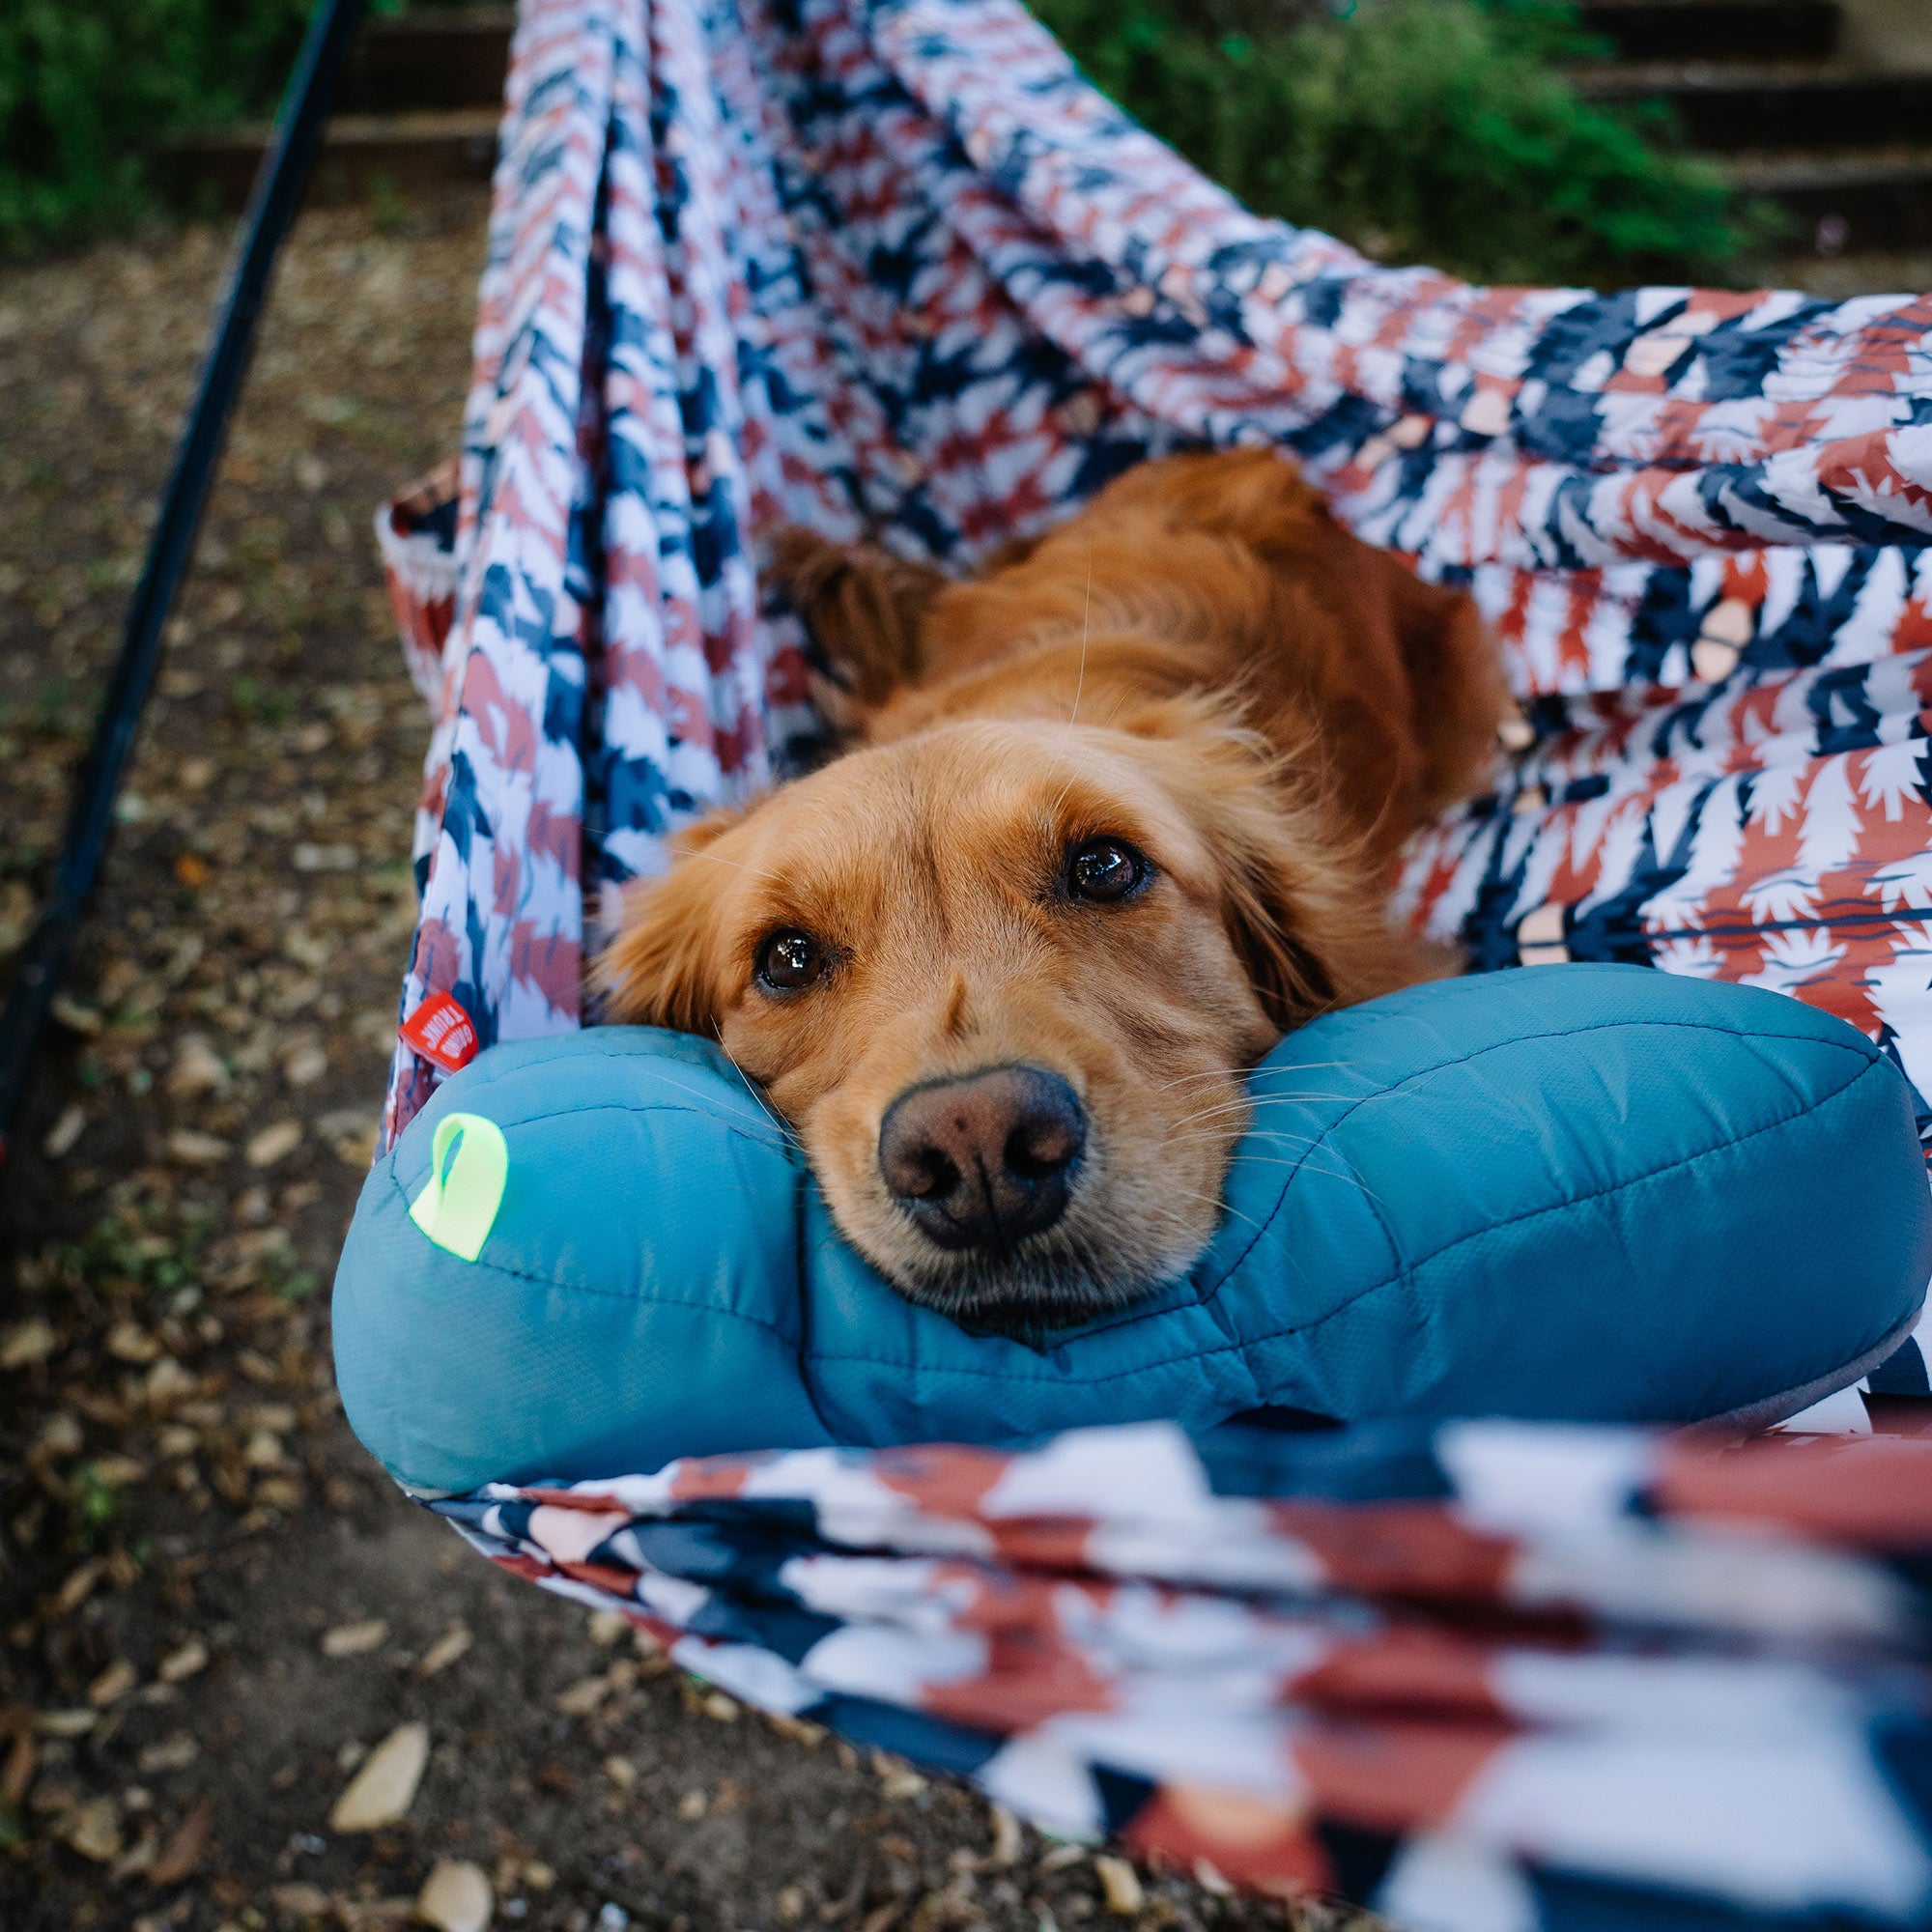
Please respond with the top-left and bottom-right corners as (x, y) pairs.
(1030, 0), (1757, 286)
(0, 0), (475, 257)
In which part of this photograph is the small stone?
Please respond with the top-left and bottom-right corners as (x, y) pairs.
(321, 1618), (388, 1659)
(1093, 1856), (1143, 1916)
(603, 1756), (637, 1788)
(2, 1316), (56, 1369)
(701, 1691), (739, 1722)
(246, 1121), (302, 1168)
(878, 1764), (926, 1801)
(243, 1429), (285, 1468)
(523, 1861), (555, 1890)
(415, 1858), (493, 1932)
(328, 1721), (429, 1832)
(776, 1886), (806, 1921)
(166, 1129), (232, 1168)
(676, 1790), (707, 1820)
(86, 1659), (137, 1708)
(415, 1624), (471, 1677)
(61, 1795), (124, 1862)
(156, 1637), (209, 1683)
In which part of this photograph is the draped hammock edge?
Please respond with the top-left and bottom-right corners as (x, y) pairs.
(365, 0), (1932, 1924)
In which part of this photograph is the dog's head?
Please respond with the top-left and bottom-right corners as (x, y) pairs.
(600, 702), (1421, 1333)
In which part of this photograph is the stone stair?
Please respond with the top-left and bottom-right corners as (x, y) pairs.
(1574, 0), (1932, 253)
(174, 1), (1932, 260)
(167, 7), (512, 205)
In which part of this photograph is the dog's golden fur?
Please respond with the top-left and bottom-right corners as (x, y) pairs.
(601, 449), (1504, 1328)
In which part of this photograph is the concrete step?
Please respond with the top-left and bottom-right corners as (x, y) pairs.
(335, 7), (513, 115)
(1574, 59), (1932, 151)
(1576, 0), (1841, 64)
(1724, 144), (1932, 250)
(166, 107), (499, 208)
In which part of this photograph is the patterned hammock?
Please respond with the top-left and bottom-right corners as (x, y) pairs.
(370, 0), (1932, 1923)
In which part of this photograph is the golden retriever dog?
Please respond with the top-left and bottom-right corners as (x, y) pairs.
(600, 449), (1503, 1333)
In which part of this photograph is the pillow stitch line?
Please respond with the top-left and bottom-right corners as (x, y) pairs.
(798, 1047), (1893, 1389)
(375, 1164), (814, 1351)
(1195, 1011), (1879, 1304)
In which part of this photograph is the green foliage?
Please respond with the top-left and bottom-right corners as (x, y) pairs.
(0, 0), (316, 256)
(1031, 0), (1756, 285)
(0, 0), (478, 256)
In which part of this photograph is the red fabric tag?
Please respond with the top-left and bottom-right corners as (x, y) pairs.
(399, 992), (479, 1073)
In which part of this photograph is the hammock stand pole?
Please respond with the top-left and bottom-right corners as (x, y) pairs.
(0, 0), (368, 1165)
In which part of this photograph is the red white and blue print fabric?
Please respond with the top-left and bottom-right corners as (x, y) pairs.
(370, 1), (1932, 1920)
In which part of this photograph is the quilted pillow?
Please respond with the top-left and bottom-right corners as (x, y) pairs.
(334, 965), (1931, 1495)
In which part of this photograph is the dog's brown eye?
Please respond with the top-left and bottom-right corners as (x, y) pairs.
(755, 928), (825, 993)
(1066, 837), (1149, 904)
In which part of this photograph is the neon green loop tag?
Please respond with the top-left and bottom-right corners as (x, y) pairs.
(408, 1113), (508, 1263)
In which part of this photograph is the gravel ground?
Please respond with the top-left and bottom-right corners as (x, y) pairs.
(0, 196), (1334, 1932)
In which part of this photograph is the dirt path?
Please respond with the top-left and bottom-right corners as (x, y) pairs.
(0, 198), (1318, 1932)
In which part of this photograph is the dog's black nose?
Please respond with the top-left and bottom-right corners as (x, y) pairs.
(878, 1065), (1086, 1251)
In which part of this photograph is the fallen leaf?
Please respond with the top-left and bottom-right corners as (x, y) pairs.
(1, 1317), (55, 1370)
(147, 1794), (213, 1887)
(988, 1804), (1023, 1866)
(50, 994), (103, 1037)
(156, 1637), (208, 1683)
(136, 1734), (200, 1775)
(60, 1794), (123, 1862)
(283, 1043), (328, 1087)
(414, 1624), (470, 1677)
(415, 1858), (493, 1932)
(327, 1720), (428, 1832)
(166, 1035), (229, 1099)
(1093, 1855), (1143, 1917)
(86, 1660), (136, 1708)
(320, 1618), (387, 1659)
(35, 1412), (82, 1457)
(144, 1357), (196, 1406)
(554, 1675), (609, 1717)
(165, 1129), (231, 1167)
(245, 1120), (302, 1168)
(106, 1321), (161, 1364)
(34, 1709), (97, 1738)
(43, 1103), (86, 1158)
(587, 1608), (629, 1647)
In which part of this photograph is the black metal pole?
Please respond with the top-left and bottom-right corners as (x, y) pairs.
(0, 0), (368, 1163)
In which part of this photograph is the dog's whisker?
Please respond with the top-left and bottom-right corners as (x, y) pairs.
(685, 846), (787, 886)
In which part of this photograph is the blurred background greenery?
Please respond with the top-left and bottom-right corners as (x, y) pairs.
(0, 0), (1760, 282)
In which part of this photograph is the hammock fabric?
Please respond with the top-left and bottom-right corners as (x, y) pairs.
(370, 0), (1932, 1922)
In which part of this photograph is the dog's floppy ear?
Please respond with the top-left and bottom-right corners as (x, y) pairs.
(1123, 697), (1439, 1033)
(595, 809), (748, 1035)
(767, 526), (946, 708)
